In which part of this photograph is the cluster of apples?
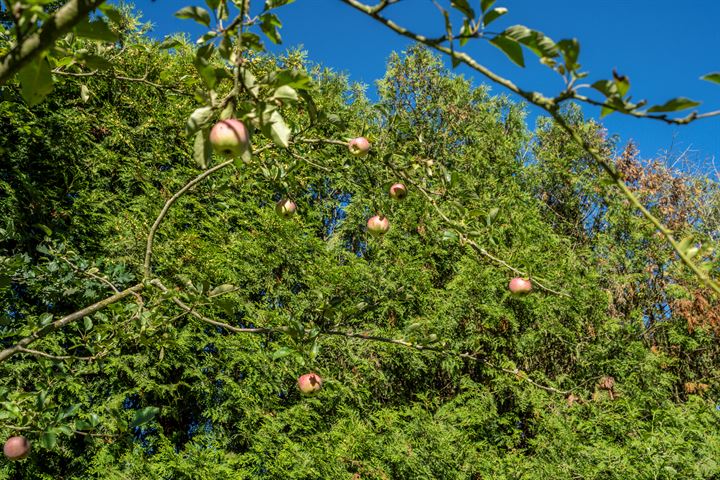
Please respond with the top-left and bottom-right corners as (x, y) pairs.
(209, 121), (533, 396)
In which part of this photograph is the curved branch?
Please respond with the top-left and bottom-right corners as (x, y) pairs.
(0, 0), (107, 85)
(339, 0), (720, 295)
(144, 159), (235, 278)
(144, 144), (274, 279)
(0, 283), (144, 364)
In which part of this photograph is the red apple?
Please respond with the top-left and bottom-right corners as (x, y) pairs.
(389, 183), (407, 200)
(348, 137), (370, 157)
(276, 198), (297, 218)
(508, 277), (532, 294)
(367, 215), (390, 237)
(297, 372), (322, 395)
(209, 119), (250, 157)
(4, 436), (30, 461)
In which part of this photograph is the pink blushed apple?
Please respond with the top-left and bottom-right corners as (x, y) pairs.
(389, 183), (407, 200)
(276, 198), (297, 218)
(367, 215), (390, 237)
(297, 373), (323, 395)
(348, 137), (370, 157)
(209, 119), (250, 157)
(508, 277), (532, 294)
(4, 436), (30, 461)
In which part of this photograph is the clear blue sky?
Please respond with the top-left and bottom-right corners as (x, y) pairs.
(131, 0), (720, 170)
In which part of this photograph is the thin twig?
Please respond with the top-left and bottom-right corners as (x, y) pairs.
(16, 347), (107, 361)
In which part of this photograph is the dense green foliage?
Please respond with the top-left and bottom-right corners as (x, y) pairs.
(1, 6), (720, 479)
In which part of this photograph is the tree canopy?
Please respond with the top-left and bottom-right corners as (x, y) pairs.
(0, 1), (719, 478)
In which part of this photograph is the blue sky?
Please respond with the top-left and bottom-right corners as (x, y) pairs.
(132, 0), (719, 170)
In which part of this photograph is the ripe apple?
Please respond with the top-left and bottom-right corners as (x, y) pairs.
(389, 183), (407, 200)
(348, 137), (370, 157)
(367, 215), (390, 237)
(276, 198), (297, 218)
(4, 436), (30, 461)
(508, 277), (532, 294)
(297, 373), (322, 395)
(209, 119), (250, 157)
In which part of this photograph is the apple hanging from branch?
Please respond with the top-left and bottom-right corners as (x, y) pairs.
(508, 277), (532, 294)
(367, 215), (390, 237)
(3, 436), (30, 461)
(209, 119), (250, 157)
(276, 198), (297, 218)
(297, 373), (323, 395)
(348, 137), (370, 157)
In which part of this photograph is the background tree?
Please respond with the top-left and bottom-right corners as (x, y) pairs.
(0, 1), (719, 478)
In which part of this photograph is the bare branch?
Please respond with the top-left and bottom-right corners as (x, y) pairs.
(16, 347), (107, 361)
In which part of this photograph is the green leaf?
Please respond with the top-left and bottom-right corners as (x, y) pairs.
(58, 403), (81, 420)
(264, 0), (295, 10)
(678, 235), (694, 254)
(76, 52), (112, 70)
(501, 25), (557, 58)
(267, 110), (291, 148)
(260, 13), (282, 44)
(74, 19), (117, 42)
(272, 85), (298, 102)
(39, 431), (57, 449)
(175, 6), (211, 27)
(459, 19), (472, 46)
(209, 284), (235, 296)
(130, 406), (160, 428)
(99, 4), (124, 25)
(483, 7), (507, 26)
(272, 347), (292, 360)
(159, 37), (182, 50)
(205, 0), (220, 10)
(557, 38), (580, 71)
(84, 316), (93, 331)
(193, 129), (211, 169)
(271, 69), (312, 90)
(194, 44), (217, 88)
(701, 72), (720, 84)
(490, 36), (524, 67)
(442, 230), (459, 242)
(80, 84), (90, 103)
(18, 58), (53, 106)
(647, 97), (700, 113)
(39, 313), (53, 326)
(481, 0), (496, 13)
(486, 207), (500, 226)
(186, 106), (214, 136)
(451, 0), (475, 18)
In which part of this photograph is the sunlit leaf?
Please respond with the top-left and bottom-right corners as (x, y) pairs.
(490, 35), (524, 67)
(175, 6), (211, 27)
(647, 97), (700, 113)
(130, 407), (160, 428)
